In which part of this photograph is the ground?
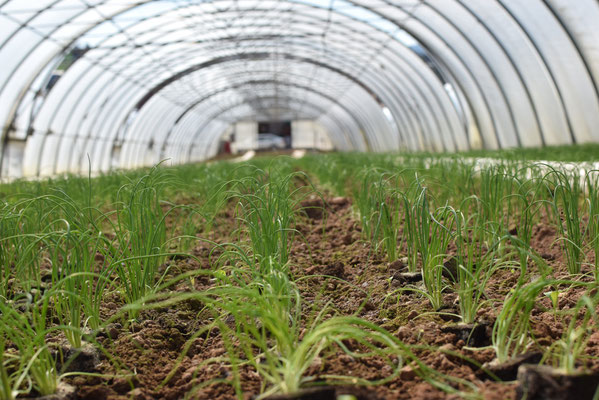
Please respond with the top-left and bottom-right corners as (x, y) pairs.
(61, 188), (597, 400)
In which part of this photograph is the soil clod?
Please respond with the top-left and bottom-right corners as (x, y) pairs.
(392, 272), (422, 283)
(479, 352), (543, 381)
(516, 364), (599, 400)
(440, 322), (490, 347)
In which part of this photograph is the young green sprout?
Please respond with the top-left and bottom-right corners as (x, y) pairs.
(0, 294), (58, 397)
(546, 288), (598, 374)
(112, 166), (172, 310)
(585, 169), (599, 281)
(491, 278), (574, 364)
(544, 166), (585, 275)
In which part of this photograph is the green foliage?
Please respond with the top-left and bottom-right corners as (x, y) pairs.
(585, 170), (599, 280)
(544, 166), (585, 274)
(547, 290), (599, 373)
(2, 150), (599, 399)
(491, 279), (559, 363)
(228, 167), (316, 276)
(408, 182), (455, 310)
(453, 199), (515, 324)
(112, 166), (171, 307)
(0, 294), (58, 397)
(353, 169), (402, 261)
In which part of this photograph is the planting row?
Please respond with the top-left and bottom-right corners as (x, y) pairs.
(0, 153), (598, 399)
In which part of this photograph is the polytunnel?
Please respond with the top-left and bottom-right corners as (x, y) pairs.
(1, 0), (598, 179)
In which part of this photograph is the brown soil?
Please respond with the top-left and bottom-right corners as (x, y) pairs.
(57, 193), (598, 400)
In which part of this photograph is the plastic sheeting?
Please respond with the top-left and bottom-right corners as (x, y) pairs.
(0, 0), (598, 178)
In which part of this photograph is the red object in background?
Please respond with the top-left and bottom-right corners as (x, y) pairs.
(223, 141), (231, 154)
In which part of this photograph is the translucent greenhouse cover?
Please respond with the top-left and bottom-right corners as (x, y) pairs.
(0, 0), (598, 178)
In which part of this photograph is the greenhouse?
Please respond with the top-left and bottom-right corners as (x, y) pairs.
(1, 1), (599, 399)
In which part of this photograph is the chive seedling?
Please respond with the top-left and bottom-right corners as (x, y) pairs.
(228, 168), (316, 277)
(544, 166), (585, 275)
(585, 170), (599, 280)
(0, 294), (58, 397)
(402, 179), (455, 310)
(547, 291), (598, 373)
(492, 279), (564, 363)
(113, 166), (171, 307)
(454, 197), (515, 324)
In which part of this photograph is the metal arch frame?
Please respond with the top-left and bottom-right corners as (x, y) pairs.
(93, 6), (464, 151)
(39, 55), (344, 175)
(130, 80), (375, 156)
(122, 95), (341, 167)
(133, 44), (437, 151)
(149, 72), (359, 155)
(11, 41), (372, 174)
(5, 2), (366, 173)
(2, 16), (452, 165)
(351, 0), (599, 148)
(0, 0), (464, 174)
(350, 1), (503, 149)
(454, 0), (544, 147)
(496, 0), (599, 144)
(176, 97), (357, 162)
(138, 54), (398, 152)
(542, 0), (599, 111)
(359, 1), (514, 149)
(89, 42), (390, 172)
(4, 4), (422, 170)
(424, 1), (534, 148)
(1, 1), (598, 176)
(116, 51), (415, 152)
(154, 9), (463, 150)
(104, 12), (426, 142)
(454, 0), (570, 147)
(109, 52), (376, 169)
(116, 38), (460, 153)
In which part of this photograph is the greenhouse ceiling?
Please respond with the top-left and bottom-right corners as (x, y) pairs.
(0, 0), (598, 178)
